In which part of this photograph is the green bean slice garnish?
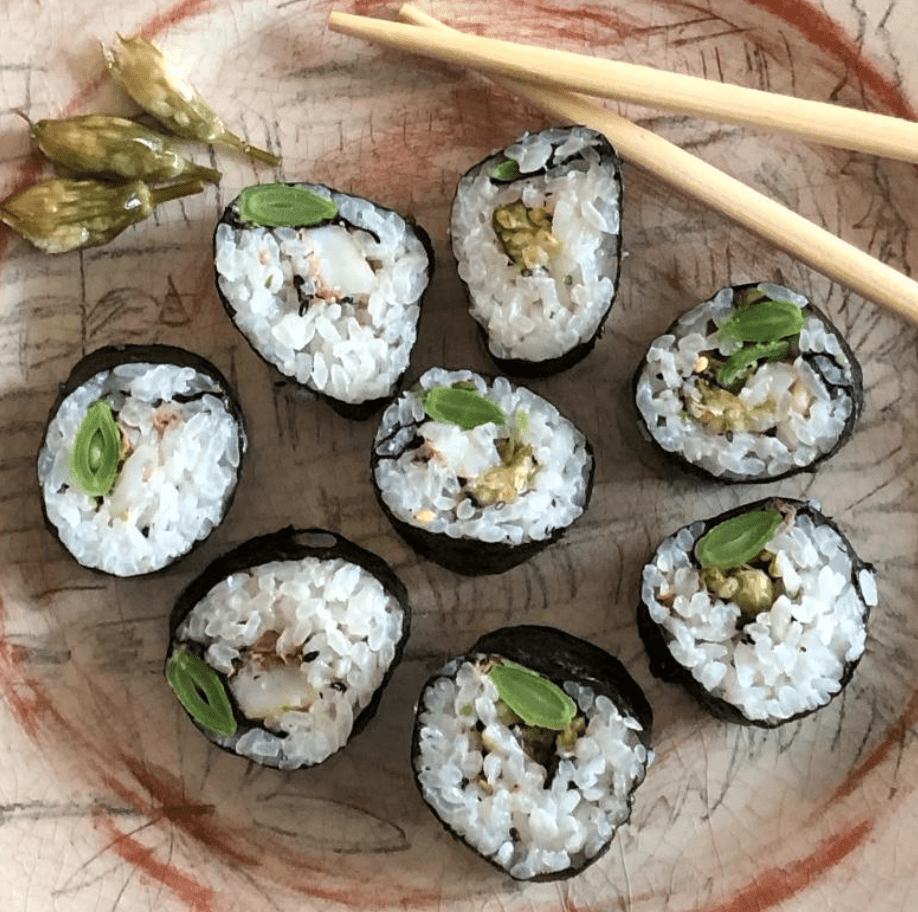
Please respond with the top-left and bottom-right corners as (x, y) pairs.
(70, 400), (122, 496)
(695, 509), (782, 570)
(236, 184), (338, 228)
(716, 339), (790, 388)
(420, 385), (506, 431)
(717, 298), (806, 344)
(166, 648), (238, 737)
(489, 159), (521, 181)
(488, 660), (577, 730)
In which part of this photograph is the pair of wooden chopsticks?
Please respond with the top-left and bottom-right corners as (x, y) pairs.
(329, 5), (918, 326)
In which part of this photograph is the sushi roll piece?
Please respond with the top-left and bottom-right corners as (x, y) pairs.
(451, 125), (623, 376)
(165, 527), (410, 769)
(37, 344), (246, 577)
(638, 497), (878, 727)
(371, 367), (594, 575)
(412, 625), (653, 881)
(214, 181), (433, 418)
(633, 282), (863, 482)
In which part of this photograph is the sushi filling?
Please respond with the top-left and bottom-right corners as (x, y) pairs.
(451, 126), (621, 362)
(641, 503), (877, 724)
(635, 284), (859, 480)
(38, 362), (244, 576)
(215, 184), (430, 404)
(175, 556), (405, 769)
(373, 368), (592, 546)
(415, 655), (650, 880)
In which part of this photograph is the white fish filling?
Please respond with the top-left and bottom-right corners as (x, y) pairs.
(451, 127), (620, 362)
(37, 362), (244, 576)
(634, 285), (856, 479)
(641, 509), (876, 724)
(215, 185), (429, 404)
(374, 368), (592, 546)
(177, 557), (404, 769)
(415, 657), (650, 879)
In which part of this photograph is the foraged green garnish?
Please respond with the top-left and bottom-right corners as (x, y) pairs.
(492, 200), (561, 270)
(716, 339), (790, 388)
(420, 385), (506, 431)
(102, 34), (279, 166)
(237, 184), (338, 228)
(469, 438), (539, 506)
(29, 113), (221, 185)
(166, 648), (238, 737)
(489, 158), (521, 181)
(701, 565), (775, 615)
(695, 509), (782, 570)
(70, 400), (122, 496)
(488, 660), (577, 730)
(717, 298), (806, 344)
(0, 177), (204, 254)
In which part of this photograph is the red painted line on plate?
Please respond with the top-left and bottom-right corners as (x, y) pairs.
(0, 596), (63, 740)
(744, 0), (916, 119)
(96, 812), (220, 912)
(696, 817), (874, 912)
(832, 686), (918, 802)
(103, 755), (259, 868)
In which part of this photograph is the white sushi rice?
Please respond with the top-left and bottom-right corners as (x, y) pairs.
(451, 126), (620, 362)
(634, 284), (858, 480)
(373, 368), (592, 546)
(38, 362), (244, 576)
(641, 504), (877, 724)
(415, 656), (650, 879)
(176, 556), (405, 769)
(215, 184), (430, 404)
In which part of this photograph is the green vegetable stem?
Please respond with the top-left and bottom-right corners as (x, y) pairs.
(420, 385), (507, 431)
(237, 183), (338, 227)
(166, 648), (238, 737)
(70, 400), (122, 496)
(695, 509), (782, 570)
(488, 158), (521, 181)
(488, 660), (577, 730)
(717, 297), (806, 344)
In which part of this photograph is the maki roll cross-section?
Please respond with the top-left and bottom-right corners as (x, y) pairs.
(412, 625), (653, 881)
(166, 528), (411, 770)
(371, 368), (594, 575)
(638, 497), (877, 727)
(451, 125), (623, 376)
(215, 182), (433, 418)
(634, 283), (863, 482)
(37, 344), (247, 577)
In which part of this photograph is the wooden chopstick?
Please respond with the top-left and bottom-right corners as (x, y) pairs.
(328, 4), (918, 326)
(328, 9), (918, 165)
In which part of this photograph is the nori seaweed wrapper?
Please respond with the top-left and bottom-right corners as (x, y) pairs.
(370, 370), (595, 576)
(411, 625), (652, 881)
(166, 526), (412, 766)
(632, 282), (864, 483)
(637, 497), (876, 728)
(37, 343), (247, 576)
(214, 181), (434, 420)
(451, 126), (623, 378)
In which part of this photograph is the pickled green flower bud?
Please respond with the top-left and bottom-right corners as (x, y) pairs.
(102, 34), (279, 166)
(30, 113), (221, 184)
(0, 177), (204, 254)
